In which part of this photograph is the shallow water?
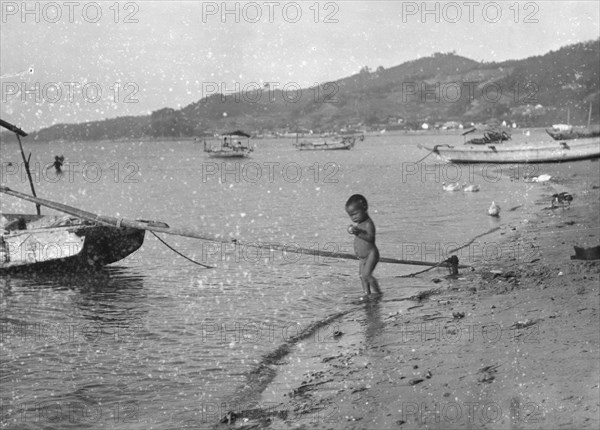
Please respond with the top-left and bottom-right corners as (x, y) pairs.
(0, 129), (564, 428)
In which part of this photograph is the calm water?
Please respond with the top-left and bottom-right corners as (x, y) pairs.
(0, 130), (574, 428)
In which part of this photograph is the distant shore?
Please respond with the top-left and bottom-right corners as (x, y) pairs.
(3, 127), (578, 146)
(214, 159), (600, 429)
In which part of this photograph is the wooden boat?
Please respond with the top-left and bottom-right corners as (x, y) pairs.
(0, 118), (145, 273)
(547, 104), (599, 140)
(294, 134), (363, 151)
(420, 137), (600, 164)
(546, 126), (600, 141)
(1, 212), (145, 273)
(203, 130), (254, 158)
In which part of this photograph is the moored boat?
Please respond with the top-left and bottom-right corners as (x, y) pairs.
(203, 130), (254, 158)
(1, 213), (145, 273)
(420, 137), (600, 164)
(294, 134), (363, 151)
(0, 118), (145, 273)
(546, 126), (600, 141)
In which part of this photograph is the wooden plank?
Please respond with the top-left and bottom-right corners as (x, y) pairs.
(1, 186), (467, 268)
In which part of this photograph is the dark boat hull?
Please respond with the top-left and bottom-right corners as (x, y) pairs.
(1, 214), (145, 273)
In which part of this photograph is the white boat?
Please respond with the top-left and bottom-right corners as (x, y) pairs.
(420, 137), (600, 164)
(204, 130), (254, 158)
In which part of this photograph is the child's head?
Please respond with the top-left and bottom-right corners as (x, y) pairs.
(346, 194), (369, 222)
(346, 194), (368, 210)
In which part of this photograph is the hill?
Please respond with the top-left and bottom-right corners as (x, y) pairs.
(11, 39), (600, 141)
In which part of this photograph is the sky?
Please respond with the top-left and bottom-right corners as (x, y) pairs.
(1, 1), (599, 131)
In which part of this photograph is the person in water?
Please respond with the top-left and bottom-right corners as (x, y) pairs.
(345, 194), (381, 295)
(48, 155), (64, 175)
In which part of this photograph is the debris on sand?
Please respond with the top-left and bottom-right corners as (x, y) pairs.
(551, 192), (574, 208)
(510, 319), (539, 329)
(488, 201), (501, 217)
(477, 364), (500, 383)
(571, 245), (600, 260)
(410, 288), (441, 302)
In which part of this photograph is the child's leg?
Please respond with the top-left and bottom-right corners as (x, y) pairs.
(363, 251), (381, 295)
(359, 259), (369, 294)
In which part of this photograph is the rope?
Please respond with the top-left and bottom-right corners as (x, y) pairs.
(446, 226), (501, 254)
(150, 231), (214, 269)
(414, 144), (453, 164)
(414, 150), (435, 163)
(395, 257), (454, 278)
(396, 227), (501, 278)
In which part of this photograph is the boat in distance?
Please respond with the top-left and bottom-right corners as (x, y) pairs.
(419, 136), (600, 164)
(203, 130), (254, 158)
(546, 125), (600, 141)
(294, 134), (363, 151)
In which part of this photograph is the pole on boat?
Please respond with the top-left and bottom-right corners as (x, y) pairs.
(0, 185), (469, 269)
(0, 118), (40, 215)
(587, 102), (592, 129)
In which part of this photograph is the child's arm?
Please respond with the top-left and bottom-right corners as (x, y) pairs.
(350, 219), (376, 243)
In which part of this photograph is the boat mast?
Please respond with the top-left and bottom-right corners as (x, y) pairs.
(587, 102), (592, 129)
(0, 119), (40, 214)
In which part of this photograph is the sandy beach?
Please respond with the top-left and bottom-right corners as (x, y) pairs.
(215, 160), (600, 430)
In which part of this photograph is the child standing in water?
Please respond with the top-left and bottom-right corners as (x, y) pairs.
(345, 194), (381, 295)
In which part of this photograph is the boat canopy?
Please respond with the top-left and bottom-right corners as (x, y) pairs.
(223, 130), (251, 138)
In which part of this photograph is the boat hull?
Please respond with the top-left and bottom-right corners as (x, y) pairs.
(546, 126), (600, 141)
(1, 215), (145, 273)
(206, 150), (252, 158)
(294, 137), (355, 151)
(422, 137), (600, 164)
(295, 144), (353, 151)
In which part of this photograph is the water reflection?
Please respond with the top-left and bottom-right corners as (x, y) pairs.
(1, 266), (148, 345)
(363, 295), (384, 345)
(0, 266), (151, 429)
(67, 267), (147, 324)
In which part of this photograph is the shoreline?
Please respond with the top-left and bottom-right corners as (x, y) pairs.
(214, 160), (599, 429)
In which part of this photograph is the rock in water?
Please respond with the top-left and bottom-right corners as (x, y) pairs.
(442, 182), (462, 191)
(462, 183), (480, 192)
(488, 201), (501, 217)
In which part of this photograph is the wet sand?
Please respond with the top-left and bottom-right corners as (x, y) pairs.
(215, 160), (599, 429)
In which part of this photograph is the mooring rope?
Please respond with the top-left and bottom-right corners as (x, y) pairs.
(150, 231), (214, 269)
(396, 259), (451, 278)
(446, 226), (501, 254)
(413, 144), (455, 164)
(396, 226), (501, 278)
(414, 150), (435, 163)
